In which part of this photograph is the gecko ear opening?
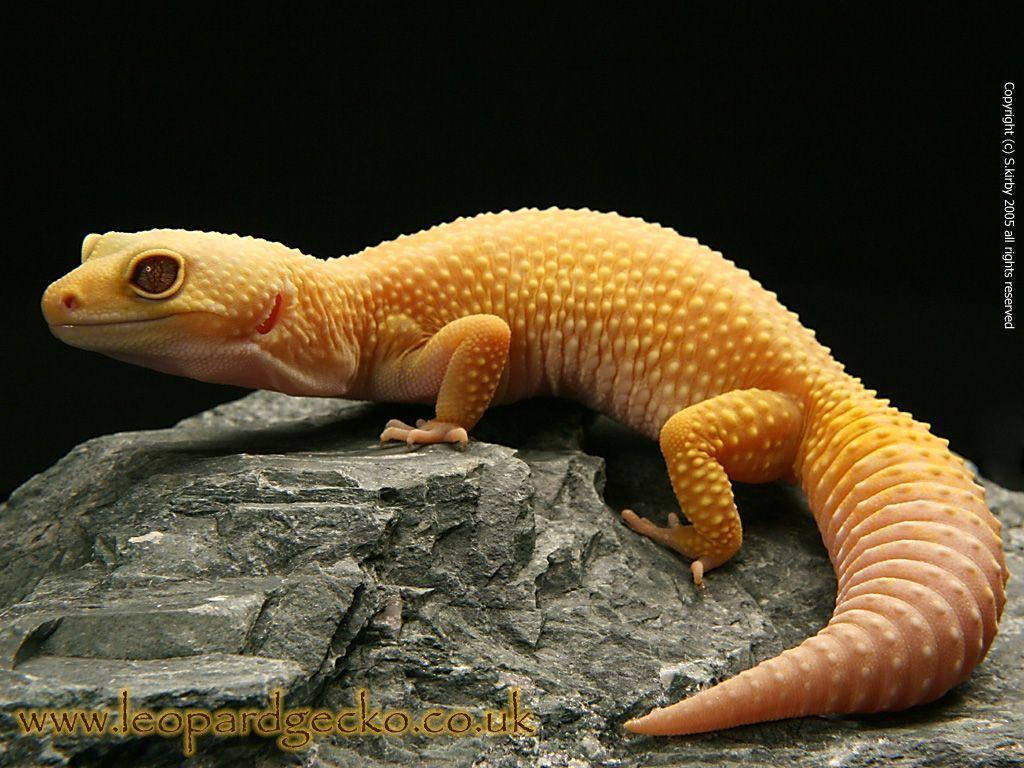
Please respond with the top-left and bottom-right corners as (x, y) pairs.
(81, 233), (104, 263)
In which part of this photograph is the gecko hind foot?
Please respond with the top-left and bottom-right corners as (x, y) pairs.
(380, 418), (469, 447)
(620, 509), (712, 587)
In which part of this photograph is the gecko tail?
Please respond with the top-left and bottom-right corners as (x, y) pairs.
(623, 639), (842, 735)
(627, 377), (1008, 737)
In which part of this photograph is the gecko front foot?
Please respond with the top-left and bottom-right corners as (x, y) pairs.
(620, 509), (715, 587)
(380, 418), (469, 446)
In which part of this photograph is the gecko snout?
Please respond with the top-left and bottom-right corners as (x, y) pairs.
(41, 281), (83, 325)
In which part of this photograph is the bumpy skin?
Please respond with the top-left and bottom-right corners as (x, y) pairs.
(41, 208), (1009, 735)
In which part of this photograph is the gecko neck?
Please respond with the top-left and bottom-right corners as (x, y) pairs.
(246, 256), (366, 397)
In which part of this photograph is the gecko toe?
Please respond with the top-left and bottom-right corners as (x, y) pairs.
(380, 419), (419, 443)
(380, 426), (410, 443)
(691, 560), (705, 587)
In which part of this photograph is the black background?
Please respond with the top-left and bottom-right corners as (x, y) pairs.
(4, 6), (1021, 498)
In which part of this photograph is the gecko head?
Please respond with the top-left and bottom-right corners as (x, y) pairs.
(41, 230), (332, 390)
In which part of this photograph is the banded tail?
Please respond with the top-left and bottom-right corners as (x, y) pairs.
(626, 374), (1009, 735)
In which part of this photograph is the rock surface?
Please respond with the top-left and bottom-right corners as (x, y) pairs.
(0, 392), (1020, 768)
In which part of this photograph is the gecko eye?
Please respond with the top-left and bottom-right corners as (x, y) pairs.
(128, 252), (185, 298)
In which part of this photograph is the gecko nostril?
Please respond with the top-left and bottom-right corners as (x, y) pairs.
(62, 293), (78, 310)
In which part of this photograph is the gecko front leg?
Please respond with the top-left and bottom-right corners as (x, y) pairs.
(378, 314), (511, 446)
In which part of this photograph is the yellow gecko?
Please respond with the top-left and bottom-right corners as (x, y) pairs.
(40, 208), (1008, 735)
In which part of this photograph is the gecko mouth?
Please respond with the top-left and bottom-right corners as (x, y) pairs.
(47, 311), (220, 330)
(46, 312), (228, 352)
(49, 317), (173, 329)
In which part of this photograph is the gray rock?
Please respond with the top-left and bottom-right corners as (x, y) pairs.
(0, 392), (1020, 768)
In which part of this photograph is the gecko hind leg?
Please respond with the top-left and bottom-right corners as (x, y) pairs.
(621, 388), (803, 586)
